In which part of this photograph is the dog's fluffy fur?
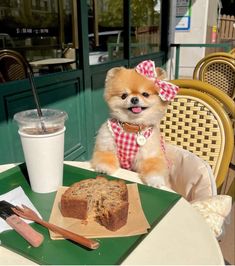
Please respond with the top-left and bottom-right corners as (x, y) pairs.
(91, 66), (170, 187)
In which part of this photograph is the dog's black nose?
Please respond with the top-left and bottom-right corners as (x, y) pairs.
(131, 97), (139, 105)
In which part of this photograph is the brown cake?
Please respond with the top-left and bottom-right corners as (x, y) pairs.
(60, 176), (129, 231)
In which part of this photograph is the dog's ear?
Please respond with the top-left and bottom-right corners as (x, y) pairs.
(105, 67), (125, 84)
(104, 67), (126, 102)
(155, 67), (167, 80)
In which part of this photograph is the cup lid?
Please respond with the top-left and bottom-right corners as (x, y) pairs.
(14, 109), (68, 125)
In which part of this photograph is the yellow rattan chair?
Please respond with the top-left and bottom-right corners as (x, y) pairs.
(160, 88), (234, 189)
(193, 52), (235, 99)
(170, 79), (235, 121)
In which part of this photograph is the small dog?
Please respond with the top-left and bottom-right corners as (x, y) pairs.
(91, 60), (178, 187)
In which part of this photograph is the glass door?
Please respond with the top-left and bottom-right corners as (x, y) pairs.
(87, 0), (124, 65)
(130, 0), (161, 57)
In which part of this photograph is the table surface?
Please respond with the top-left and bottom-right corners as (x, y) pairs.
(29, 58), (75, 67)
(0, 161), (224, 265)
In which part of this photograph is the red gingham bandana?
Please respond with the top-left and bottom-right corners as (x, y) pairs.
(136, 60), (179, 101)
(108, 119), (153, 170)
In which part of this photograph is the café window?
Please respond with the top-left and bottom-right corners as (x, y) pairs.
(0, 0), (162, 71)
(88, 0), (161, 63)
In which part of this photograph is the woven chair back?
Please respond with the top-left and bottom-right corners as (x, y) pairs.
(170, 79), (235, 122)
(0, 49), (29, 82)
(193, 52), (235, 99)
(160, 88), (234, 188)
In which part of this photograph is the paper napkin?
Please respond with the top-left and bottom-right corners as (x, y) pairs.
(0, 186), (41, 233)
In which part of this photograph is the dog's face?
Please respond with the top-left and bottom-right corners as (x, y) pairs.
(104, 67), (168, 125)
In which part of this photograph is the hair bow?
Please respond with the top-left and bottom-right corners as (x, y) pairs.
(136, 60), (179, 101)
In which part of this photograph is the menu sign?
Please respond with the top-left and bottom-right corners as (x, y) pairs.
(16, 28), (49, 35)
(175, 0), (191, 31)
(14, 27), (55, 37)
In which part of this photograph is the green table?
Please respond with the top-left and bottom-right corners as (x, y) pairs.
(0, 163), (181, 265)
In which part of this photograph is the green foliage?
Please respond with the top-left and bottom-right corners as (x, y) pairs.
(97, 0), (160, 27)
(97, 0), (123, 27)
(131, 0), (160, 26)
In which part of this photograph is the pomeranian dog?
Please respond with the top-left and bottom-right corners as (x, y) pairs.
(91, 60), (178, 187)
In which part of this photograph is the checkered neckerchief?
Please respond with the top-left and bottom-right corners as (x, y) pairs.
(108, 119), (153, 170)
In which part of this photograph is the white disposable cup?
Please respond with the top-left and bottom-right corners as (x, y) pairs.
(19, 127), (65, 193)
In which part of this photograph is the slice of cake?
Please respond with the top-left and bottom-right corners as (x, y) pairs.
(60, 176), (129, 231)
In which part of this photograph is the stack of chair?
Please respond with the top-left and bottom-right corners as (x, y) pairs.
(193, 52), (235, 100)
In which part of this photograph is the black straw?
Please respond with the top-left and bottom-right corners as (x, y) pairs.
(27, 67), (46, 132)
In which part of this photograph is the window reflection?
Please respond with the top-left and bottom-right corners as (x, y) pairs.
(0, 0), (162, 72)
(0, 0), (73, 74)
(87, 0), (161, 63)
(131, 0), (161, 56)
(88, 0), (124, 64)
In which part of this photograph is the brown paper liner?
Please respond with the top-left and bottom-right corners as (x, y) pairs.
(49, 183), (150, 239)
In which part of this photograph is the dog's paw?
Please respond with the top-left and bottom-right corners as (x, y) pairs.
(91, 150), (119, 174)
(145, 175), (166, 188)
(92, 163), (117, 175)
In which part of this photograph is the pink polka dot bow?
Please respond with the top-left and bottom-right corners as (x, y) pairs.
(136, 60), (179, 101)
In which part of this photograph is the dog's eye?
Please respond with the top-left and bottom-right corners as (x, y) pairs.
(121, 93), (128, 100)
(142, 92), (149, 98)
